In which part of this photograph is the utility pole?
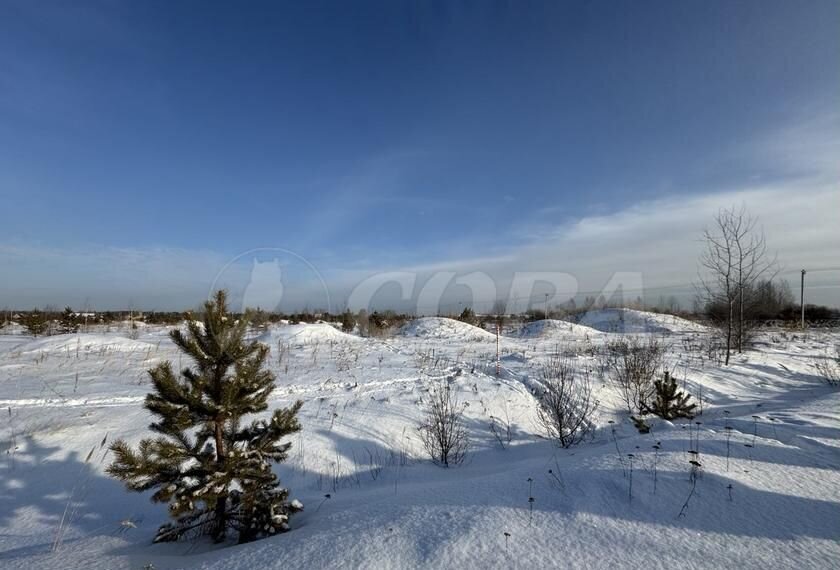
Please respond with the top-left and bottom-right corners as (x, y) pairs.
(800, 269), (806, 329)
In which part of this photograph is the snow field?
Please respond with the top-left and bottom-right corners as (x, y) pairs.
(0, 315), (838, 569)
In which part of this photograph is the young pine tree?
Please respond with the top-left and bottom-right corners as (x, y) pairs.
(644, 371), (697, 420)
(22, 309), (47, 337)
(107, 290), (304, 544)
(458, 306), (477, 325)
(58, 307), (79, 334)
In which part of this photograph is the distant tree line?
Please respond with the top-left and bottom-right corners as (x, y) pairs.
(2, 278), (836, 340)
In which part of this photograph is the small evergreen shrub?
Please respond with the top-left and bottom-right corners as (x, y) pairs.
(644, 372), (697, 420)
(58, 307), (80, 334)
(457, 307), (477, 325)
(22, 309), (47, 337)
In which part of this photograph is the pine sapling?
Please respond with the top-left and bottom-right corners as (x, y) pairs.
(107, 291), (304, 544)
(644, 371), (696, 420)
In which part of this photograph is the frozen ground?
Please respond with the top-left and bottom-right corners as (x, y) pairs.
(1, 311), (838, 569)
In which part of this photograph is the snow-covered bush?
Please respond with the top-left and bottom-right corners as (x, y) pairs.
(536, 354), (598, 448)
(418, 382), (469, 467)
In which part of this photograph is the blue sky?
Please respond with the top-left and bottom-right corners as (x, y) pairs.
(1, 1), (838, 311)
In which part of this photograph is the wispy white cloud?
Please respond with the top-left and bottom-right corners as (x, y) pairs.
(2, 111), (838, 310)
(2, 179), (837, 311)
(323, 110), (840, 309)
(323, 182), (837, 309)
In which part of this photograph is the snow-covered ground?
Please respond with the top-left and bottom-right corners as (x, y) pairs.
(1, 313), (838, 569)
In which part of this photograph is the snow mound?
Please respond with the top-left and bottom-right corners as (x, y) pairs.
(517, 319), (601, 338)
(398, 317), (496, 341)
(17, 334), (156, 354)
(573, 309), (706, 333)
(258, 323), (360, 346)
(0, 322), (27, 335)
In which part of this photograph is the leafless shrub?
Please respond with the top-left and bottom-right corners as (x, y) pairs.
(276, 341), (290, 368)
(418, 382), (469, 467)
(535, 354), (598, 448)
(813, 346), (840, 387)
(600, 337), (663, 414)
(701, 333), (726, 366)
(414, 348), (448, 371)
(492, 398), (513, 449)
(333, 343), (355, 372)
(311, 341), (320, 365)
(414, 348), (432, 369)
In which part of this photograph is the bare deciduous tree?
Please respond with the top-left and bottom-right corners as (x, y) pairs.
(418, 382), (469, 467)
(536, 353), (598, 447)
(697, 206), (776, 364)
(732, 209), (777, 351)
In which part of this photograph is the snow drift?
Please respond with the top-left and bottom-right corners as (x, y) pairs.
(398, 317), (496, 341)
